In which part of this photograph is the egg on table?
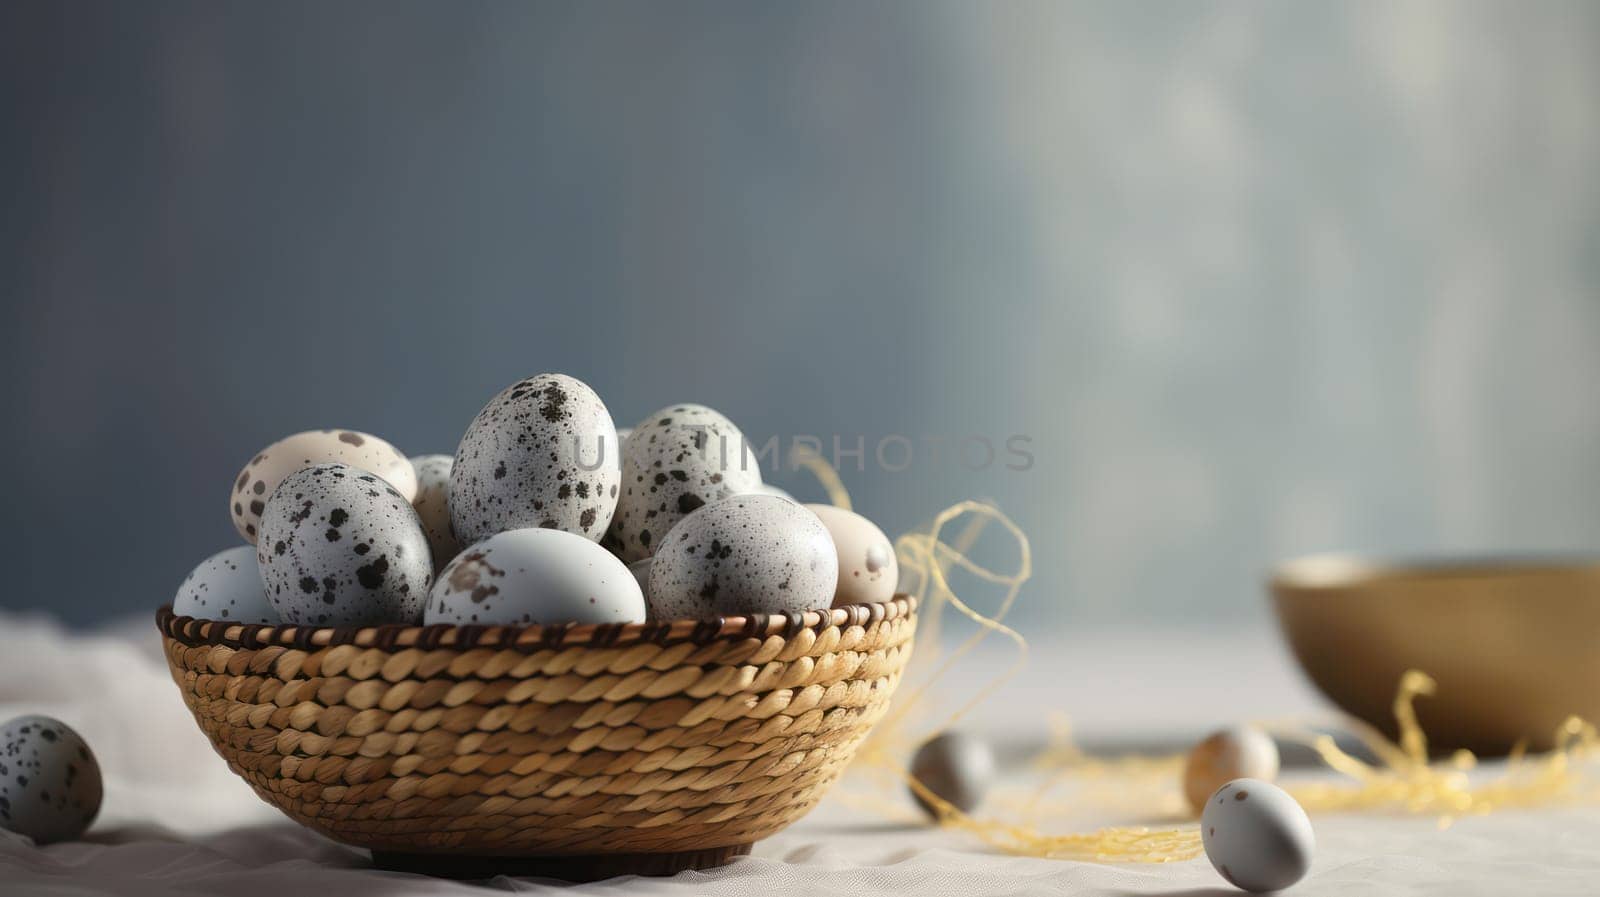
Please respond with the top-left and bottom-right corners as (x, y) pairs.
(230, 429), (416, 543)
(648, 494), (836, 618)
(909, 731), (995, 819)
(806, 504), (898, 606)
(426, 528), (645, 625)
(172, 545), (278, 623)
(1184, 726), (1280, 813)
(450, 373), (621, 545)
(606, 404), (763, 563)
(1201, 778), (1315, 893)
(0, 715), (103, 844)
(257, 463), (433, 626)
(409, 454), (461, 570)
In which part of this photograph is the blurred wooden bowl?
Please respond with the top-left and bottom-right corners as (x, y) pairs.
(1271, 554), (1600, 755)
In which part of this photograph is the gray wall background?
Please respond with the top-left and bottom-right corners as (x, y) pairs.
(4, 1), (1598, 627)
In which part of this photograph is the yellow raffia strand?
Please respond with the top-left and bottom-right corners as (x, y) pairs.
(1271, 672), (1600, 822)
(791, 452), (1600, 861)
(794, 450), (1202, 863)
(1022, 670), (1600, 826)
(1017, 714), (1189, 822)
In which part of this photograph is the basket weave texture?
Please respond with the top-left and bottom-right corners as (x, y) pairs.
(157, 596), (915, 857)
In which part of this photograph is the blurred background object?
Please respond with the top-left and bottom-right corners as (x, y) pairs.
(1273, 555), (1600, 753)
(3, 0), (1598, 626)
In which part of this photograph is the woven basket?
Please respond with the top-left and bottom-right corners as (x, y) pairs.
(156, 596), (916, 878)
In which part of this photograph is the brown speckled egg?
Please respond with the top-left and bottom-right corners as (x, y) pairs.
(449, 374), (621, 546)
(1184, 726), (1280, 813)
(0, 715), (102, 844)
(230, 430), (416, 544)
(172, 545), (278, 623)
(806, 504), (898, 606)
(409, 454), (461, 571)
(257, 463), (432, 626)
(605, 404), (763, 563)
(647, 494), (836, 619)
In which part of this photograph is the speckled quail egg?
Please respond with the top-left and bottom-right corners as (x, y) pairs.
(172, 545), (278, 623)
(0, 715), (102, 844)
(409, 454), (461, 571)
(426, 528), (645, 625)
(909, 732), (994, 819)
(230, 429), (416, 543)
(647, 494), (836, 619)
(606, 404), (763, 563)
(1184, 726), (1280, 813)
(450, 374), (621, 546)
(806, 504), (898, 606)
(1201, 778), (1314, 893)
(258, 463), (432, 626)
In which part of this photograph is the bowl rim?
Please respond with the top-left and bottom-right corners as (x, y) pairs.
(1271, 551), (1600, 592)
(157, 594), (916, 653)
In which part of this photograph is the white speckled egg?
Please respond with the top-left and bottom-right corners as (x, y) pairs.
(426, 528), (645, 625)
(0, 715), (102, 844)
(172, 545), (278, 624)
(806, 504), (898, 606)
(606, 404), (763, 563)
(409, 454), (461, 571)
(909, 731), (995, 818)
(449, 374), (621, 546)
(1184, 726), (1280, 813)
(258, 463), (432, 626)
(1201, 778), (1314, 893)
(230, 429), (416, 544)
(647, 494), (836, 619)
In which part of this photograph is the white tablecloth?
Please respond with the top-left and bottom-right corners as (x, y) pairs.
(3, 613), (1598, 896)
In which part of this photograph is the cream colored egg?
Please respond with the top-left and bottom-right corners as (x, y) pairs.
(230, 430), (416, 544)
(1184, 726), (1280, 813)
(409, 454), (461, 571)
(805, 504), (898, 606)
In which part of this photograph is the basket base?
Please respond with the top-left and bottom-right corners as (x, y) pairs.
(371, 843), (753, 881)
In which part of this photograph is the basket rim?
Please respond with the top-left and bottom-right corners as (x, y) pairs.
(157, 594), (915, 653)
